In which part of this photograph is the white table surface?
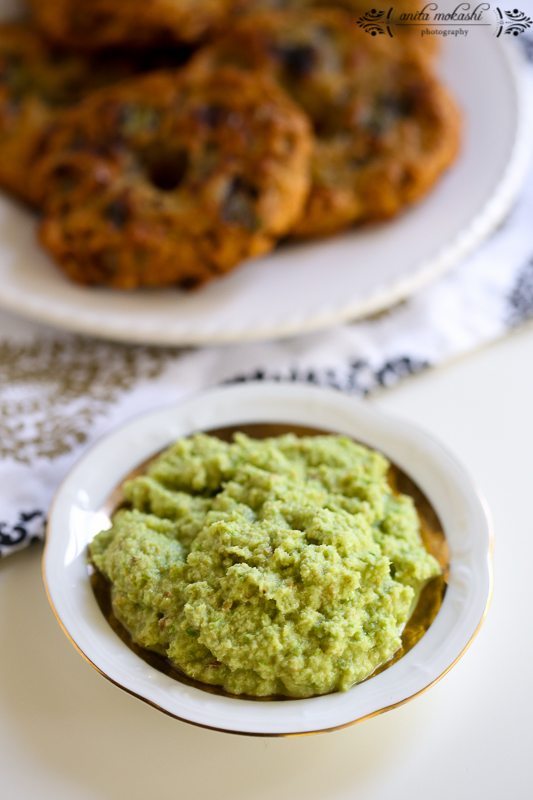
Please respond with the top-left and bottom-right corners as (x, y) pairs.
(2, 321), (533, 800)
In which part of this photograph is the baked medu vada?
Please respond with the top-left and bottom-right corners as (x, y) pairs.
(0, 22), (191, 204)
(191, 9), (460, 237)
(33, 66), (312, 288)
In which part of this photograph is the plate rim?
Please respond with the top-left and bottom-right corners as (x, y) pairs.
(43, 383), (493, 735)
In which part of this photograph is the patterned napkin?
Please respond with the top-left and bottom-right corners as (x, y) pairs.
(1, 41), (533, 558)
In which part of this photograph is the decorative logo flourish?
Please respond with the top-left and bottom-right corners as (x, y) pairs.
(357, 9), (387, 36)
(357, 5), (532, 38)
(495, 8), (533, 36)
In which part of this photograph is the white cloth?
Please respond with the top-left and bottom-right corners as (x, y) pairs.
(1, 42), (533, 557)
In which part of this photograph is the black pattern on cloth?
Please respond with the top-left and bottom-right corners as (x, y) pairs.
(0, 510), (46, 557)
(224, 356), (430, 396)
(508, 256), (533, 326)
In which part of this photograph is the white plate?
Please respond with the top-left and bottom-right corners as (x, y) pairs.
(0, 19), (531, 345)
(44, 383), (493, 736)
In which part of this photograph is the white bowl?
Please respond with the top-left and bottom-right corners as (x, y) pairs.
(44, 383), (493, 735)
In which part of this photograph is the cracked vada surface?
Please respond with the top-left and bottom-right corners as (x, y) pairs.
(27, 0), (247, 49)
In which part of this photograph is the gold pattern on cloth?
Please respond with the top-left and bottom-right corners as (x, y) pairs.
(0, 338), (178, 464)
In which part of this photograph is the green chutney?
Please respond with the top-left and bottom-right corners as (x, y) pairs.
(90, 432), (440, 697)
